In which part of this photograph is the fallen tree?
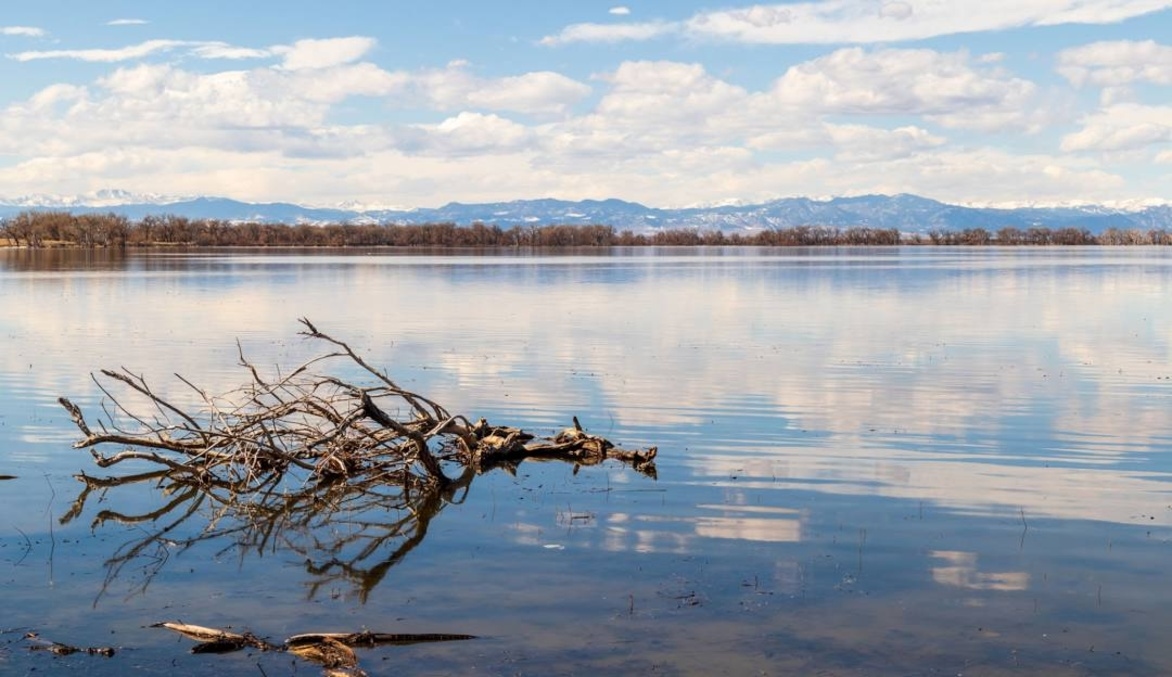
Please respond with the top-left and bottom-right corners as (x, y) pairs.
(56, 319), (657, 601)
(58, 317), (657, 491)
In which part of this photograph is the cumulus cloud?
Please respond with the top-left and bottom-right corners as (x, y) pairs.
(594, 60), (753, 123)
(107, 18), (149, 26)
(543, 0), (1172, 45)
(748, 122), (945, 161)
(771, 47), (1040, 130)
(274, 62), (407, 103)
(0, 47), (592, 174)
(273, 36), (377, 70)
(1056, 39), (1172, 87)
(538, 60), (775, 159)
(828, 124), (947, 161)
(0, 58), (407, 165)
(409, 61), (591, 116)
(609, 6), (632, 15)
(1062, 103), (1172, 152)
(2, 26), (46, 37)
(0, 22), (1155, 209)
(411, 112), (533, 155)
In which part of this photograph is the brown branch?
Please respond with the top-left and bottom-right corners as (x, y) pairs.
(58, 319), (656, 502)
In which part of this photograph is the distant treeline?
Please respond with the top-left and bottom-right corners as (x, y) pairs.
(1, 210), (1169, 248)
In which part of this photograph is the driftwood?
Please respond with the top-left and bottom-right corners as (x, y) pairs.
(22, 623), (473, 676)
(56, 320), (657, 601)
(58, 318), (657, 490)
(23, 632), (116, 657)
(153, 621), (474, 676)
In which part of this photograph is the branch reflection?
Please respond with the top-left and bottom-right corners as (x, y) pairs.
(60, 462), (524, 604)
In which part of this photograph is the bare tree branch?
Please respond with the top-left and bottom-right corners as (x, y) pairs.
(59, 320), (657, 489)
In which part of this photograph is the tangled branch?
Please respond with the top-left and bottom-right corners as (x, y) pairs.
(58, 318), (657, 493)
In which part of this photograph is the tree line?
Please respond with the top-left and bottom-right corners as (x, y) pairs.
(1, 210), (1169, 248)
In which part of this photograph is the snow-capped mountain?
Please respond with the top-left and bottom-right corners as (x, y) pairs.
(0, 189), (189, 209)
(2, 191), (1170, 235)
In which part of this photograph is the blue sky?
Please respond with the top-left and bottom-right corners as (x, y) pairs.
(2, 1), (1171, 208)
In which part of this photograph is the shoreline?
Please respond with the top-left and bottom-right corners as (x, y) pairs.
(3, 213), (1170, 248)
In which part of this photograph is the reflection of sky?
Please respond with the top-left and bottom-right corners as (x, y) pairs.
(931, 550), (1029, 592)
(2, 247), (1171, 532)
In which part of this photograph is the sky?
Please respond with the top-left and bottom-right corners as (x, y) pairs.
(1, 1), (1171, 209)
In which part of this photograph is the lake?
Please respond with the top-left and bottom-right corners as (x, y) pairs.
(1, 246), (1170, 675)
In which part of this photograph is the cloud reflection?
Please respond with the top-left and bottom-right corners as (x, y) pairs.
(3, 249), (1171, 529)
(931, 550), (1030, 591)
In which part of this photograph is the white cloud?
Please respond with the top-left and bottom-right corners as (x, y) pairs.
(2, 26), (46, 37)
(693, 0), (1172, 43)
(791, 148), (1126, 204)
(879, 1), (914, 20)
(1056, 39), (1172, 87)
(466, 72), (591, 115)
(609, 6), (632, 15)
(94, 63), (327, 129)
(1037, 0), (1172, 24)
(273, 62), (407, 103)
(411, 62), (591, 116)
(0, 63), (367, 161)
(8, 38), (269, 62)
(1062, 103), (1172, 152)
(107, 18), (149, 26)
(9, 39), (185, 62)
(771, 47), (1041, 131)
(413, 112), (533, 155)
(534, 61), (775, 162)
(0, 24), (1157, 209)
(273, 36), (377, 70)
(594, 60), (754, 124)
(540, 20), (675, 46)
(827, 124), (947, 161)
(0, 50), (590, 172)
(543, 1), (1172, 45)
(191, 43), (272, 60)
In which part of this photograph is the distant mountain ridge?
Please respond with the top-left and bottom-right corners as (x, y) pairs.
(2, 192), (1171, 235)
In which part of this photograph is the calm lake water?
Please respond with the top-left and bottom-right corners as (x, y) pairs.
(1, 246), (1170, 675)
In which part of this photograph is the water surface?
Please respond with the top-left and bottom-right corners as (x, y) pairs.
(1, 246), (1171, 675)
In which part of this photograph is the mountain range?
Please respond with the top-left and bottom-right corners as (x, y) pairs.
(2, 191), (1170, 235)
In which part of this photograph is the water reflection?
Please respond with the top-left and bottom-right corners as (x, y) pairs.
(63, 465), (483, 604)
(692, 504), (803, 542)
(4, 247), (1172, 674)
(931, 550), (1030, 592)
